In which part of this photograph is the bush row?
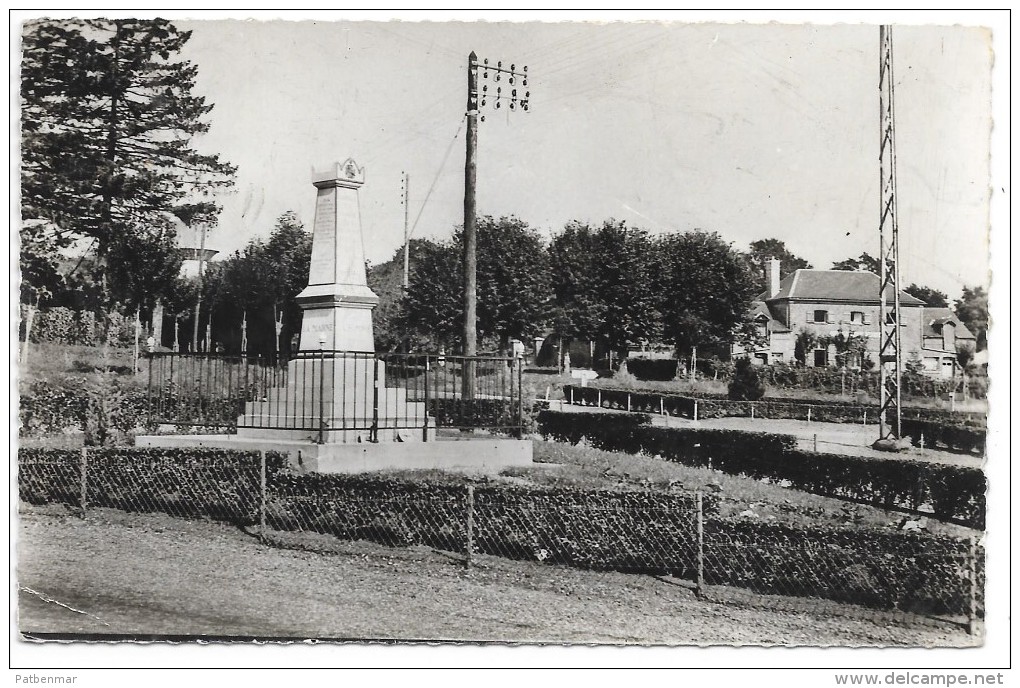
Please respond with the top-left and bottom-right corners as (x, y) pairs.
(900, 418), (986, 455)
(18, 447), (978, 616)
(270, 472), (704, 572)
(706, 520), (981, 616)
(426, 398), (517, 430)
(537, 410), (986, 529)
(19, 380), (151, 439)
(18, 447), (287, 523)
(21, 306), (136, 347)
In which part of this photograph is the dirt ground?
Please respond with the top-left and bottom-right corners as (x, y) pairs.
(15, 507), (975, 646)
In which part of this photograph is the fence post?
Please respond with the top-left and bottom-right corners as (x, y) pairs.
(465, 485), (475, 570)
(372, 355), (381, 443)
(627, 393), (631, 413)
(569, 387), (574, 406)
(750, 403), (754, 420)
(597, 389), (602, 408)
(516, 356), (524, 439)
(968, 535), (979, 635)
(863, 410), (867, 426)
(660, 396), (664, 416)
(423, 355), (431, 442)
(813, 434), (818, 452)
(146, 353), (154, 429)
(80, 447), (88, 519)
(807, 406), (812, 424)
(318, 350), (326, 445)
(259, 450), (267, 544)
(694, 400), (698, 422)
(695, 490), (704, 597)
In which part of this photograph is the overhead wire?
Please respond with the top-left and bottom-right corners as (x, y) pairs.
(408, 114), (467, 241)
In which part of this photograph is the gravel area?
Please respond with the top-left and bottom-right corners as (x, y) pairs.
(16, 507), (976, 646)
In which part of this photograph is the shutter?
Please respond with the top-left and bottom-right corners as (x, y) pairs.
(826, 313), (834, 324)
(844, 311), (851, 323)
(863, 312), (871, 325)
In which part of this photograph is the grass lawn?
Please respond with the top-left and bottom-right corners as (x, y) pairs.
(19, 341), (144, 388)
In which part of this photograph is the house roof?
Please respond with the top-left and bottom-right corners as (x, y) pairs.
(766, 269), (925, 305)
(750, 300), (791, 333)
(922, 307), (976, 340)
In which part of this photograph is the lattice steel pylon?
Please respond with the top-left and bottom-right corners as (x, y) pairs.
(878, 25), (902, 440)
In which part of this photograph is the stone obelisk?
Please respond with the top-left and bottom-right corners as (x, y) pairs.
(296, 159), (378, 350)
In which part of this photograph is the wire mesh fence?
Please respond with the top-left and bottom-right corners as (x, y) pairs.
(17, 447), (982, 632)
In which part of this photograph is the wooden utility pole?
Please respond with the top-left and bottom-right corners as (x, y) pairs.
(464, 52), (479, 386)
(462, 52), (530, 398)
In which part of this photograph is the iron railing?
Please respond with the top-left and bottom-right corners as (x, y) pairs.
(145, 350), (524, 440)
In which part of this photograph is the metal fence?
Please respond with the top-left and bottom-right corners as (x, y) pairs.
(18, 448), (982, 632)
(145, 350), (525, 440)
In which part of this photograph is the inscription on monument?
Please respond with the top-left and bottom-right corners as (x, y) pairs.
(308, 188), (336, 285)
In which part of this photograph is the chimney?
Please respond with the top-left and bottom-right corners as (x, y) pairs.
(767, 257), (781, 299)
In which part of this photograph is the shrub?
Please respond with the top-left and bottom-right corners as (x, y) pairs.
(705, 521), (978, 616)
(728, 357), (765, 401)
(19, 379), (151, 439)
(28, 308), (99, 346)
(900, 418), (986, 455)
(625, 358), (680, 381)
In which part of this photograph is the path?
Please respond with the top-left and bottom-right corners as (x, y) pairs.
(16, 508), (972, 646)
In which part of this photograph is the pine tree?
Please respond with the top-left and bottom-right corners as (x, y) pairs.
(20, 19), (235, 305)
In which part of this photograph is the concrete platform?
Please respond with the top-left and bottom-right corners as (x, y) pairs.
(134, 433), (533, 475)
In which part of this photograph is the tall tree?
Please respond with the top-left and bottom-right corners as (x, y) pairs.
(746, 238), (812, 294)
(954, 285), (988, 351)
(831, 252), (881, 273)
(21, 19), (235, 304)
(402, 239), (463, 348)
(656, 230), (758, 357)
(403, 216), (552, 352)
(904, 283), (949, 308)
(549, 220), (660, 360)
(213, 212), (311, 354)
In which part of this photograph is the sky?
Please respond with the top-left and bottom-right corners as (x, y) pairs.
(147, 11), (999, 302)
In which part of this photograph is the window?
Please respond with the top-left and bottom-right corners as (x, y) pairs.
(850, 311), (865, 324)
(754, 353), (769, 365)
(814, 310), (829, 323)
(813, 349), (828, 367)
(773, 353), (784, 360)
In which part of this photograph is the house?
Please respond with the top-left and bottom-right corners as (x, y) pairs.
(733, 260), (974, 377)
(920, 307), (977, 377)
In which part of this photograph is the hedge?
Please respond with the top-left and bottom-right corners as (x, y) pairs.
(537, 410), (986, 529)
(18, 447), (979, 617)
(19, 380), (151, 439)
(268, 473), (704, 572)
(18, 447), (287, 524)
(705, 521), (981, 616)
(901, 418), (986, 455)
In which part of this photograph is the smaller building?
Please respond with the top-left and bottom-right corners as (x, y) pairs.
(733, 261), (974, 377)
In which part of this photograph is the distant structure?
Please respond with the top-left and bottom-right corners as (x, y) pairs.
(732, 265), (974, 378)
